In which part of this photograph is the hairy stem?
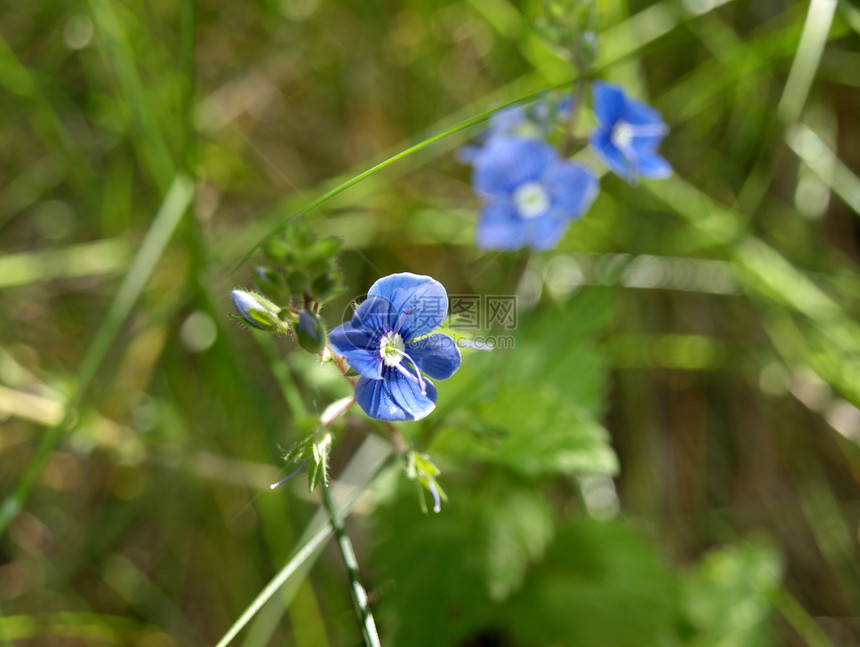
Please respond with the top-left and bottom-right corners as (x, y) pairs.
(321, 483), (381, 647)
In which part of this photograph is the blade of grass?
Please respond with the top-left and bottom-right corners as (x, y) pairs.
(0, 174), (194, 537)
(769, 587), (838, 647)
(179, 0), (197, 167)
(0, 612), (162, 645)
(0, 238), (131, 288)
(87, 0), (175, 193)
(776, 0), (837, 125)
(230, 82), (574, 274)
(788, 123), (860, 216)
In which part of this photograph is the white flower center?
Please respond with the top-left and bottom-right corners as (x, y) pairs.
(612, 120), (635, 152)
(611, 120), (667, 153)
(379, 331), (405, 367)
(513, 181), (550, 219)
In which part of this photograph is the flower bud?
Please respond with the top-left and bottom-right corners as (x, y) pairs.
(253, 265), (289, 303)
(307, 237), (341, 262)
(309, 271), (342, 302)
(231, 290), (287, 333)
(285, 269), (308, 293)
(294, 310), (326, 354)
(262, 235), (295, 265)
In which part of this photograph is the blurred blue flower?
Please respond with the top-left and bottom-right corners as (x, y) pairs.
(459, 93), (574, 164)
(470, 135), (598, 251)
(589, 82), (671, 183)
(488, 103), (528, 135)
(329, 273), (461, 422)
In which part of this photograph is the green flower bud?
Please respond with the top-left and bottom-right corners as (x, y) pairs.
(231, 290), (288, 333)
(285, 269), (308, 293)
(294, 310), (326, 354)
(283, 220), (315, 250)
(253, 265), (289, 303)
(309, 272), (342, 302)
(307, 237), (341, 262)
(262, 235), (295, 265)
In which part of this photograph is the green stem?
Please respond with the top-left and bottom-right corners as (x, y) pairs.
(321, 483), (381, 647)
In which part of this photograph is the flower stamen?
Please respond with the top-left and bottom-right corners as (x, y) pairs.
(379, 331), (406, 367)
(392, 348), (427, 395)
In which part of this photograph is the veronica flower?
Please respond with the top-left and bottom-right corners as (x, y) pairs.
(328, 273), (461, 422)
(459, 93), (574, 164)
(589, 81), (671, 183)
(471, 135), (598, 251)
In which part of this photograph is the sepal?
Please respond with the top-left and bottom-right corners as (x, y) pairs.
(405, 451), (447, 514)
(284, 427), (333, 492)
(252, 265), (289, 303)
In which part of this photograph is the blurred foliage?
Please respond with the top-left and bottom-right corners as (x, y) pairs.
(2, 0), (860, 645)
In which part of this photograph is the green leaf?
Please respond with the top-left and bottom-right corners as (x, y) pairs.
(499, 518), (682, 647)
(370, 470), (555, 646)
(481, 481), (554, 601)
(682, 538), (782, 647)
(432, 382), (618, 478)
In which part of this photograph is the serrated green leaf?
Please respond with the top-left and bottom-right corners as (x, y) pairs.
(432, 382), (618, 478)
(482, 484), (554, 601)
(370, 469), (556, 647)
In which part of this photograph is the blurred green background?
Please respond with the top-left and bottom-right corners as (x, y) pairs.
(2, 0), (860, 645)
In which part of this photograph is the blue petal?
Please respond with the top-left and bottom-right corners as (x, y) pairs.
(530, 215), (571, 251)
(488, 104), (526, 134)
(635, 152), (672, 179)
(368, 273), (448, 342)
(624, 97), (665, 127)
(556, 94), (574, 119)
(544, 161), (599, 218)
(354, 373), (438, 421)
(405, 333), (461, 380)
(472, 136), (556, 198)
(328, 325), (383, 380)
(475, 201), (530, 251)
(629, 133), (666, 154)
(590, 129), (636, 184)
(592, 82), (627, 126)
(347, 296), (397, 336)
(457, 144), (483, 165)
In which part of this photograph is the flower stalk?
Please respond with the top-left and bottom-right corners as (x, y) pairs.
(321, 482), (381, 647)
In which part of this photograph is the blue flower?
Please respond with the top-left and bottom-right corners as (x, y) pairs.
(328, 273), (461, 422)
(459, 94), (574, 165)
(589, 82), (671, 183)
(470, 135), (598, 251)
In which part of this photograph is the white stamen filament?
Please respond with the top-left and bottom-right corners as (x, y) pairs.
(379, 331), (427, 394)
(393, 349), (427, 395)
